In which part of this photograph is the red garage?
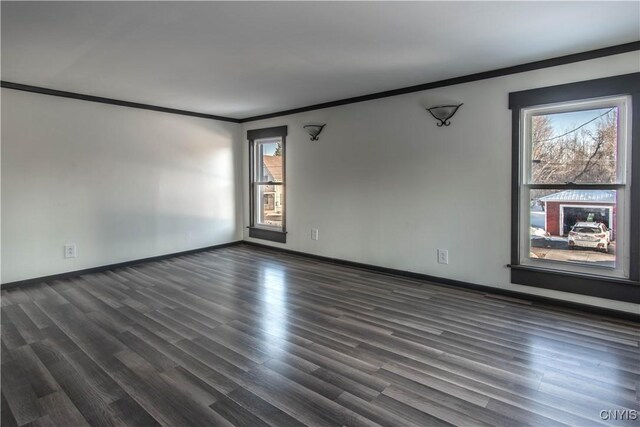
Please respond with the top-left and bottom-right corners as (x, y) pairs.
(538, 190), (616, 239)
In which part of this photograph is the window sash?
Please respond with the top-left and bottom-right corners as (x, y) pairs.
(521, 96), (628, 187)
(249, 134), (286, 233)
(253, 183), (284, 230)
(518, 96), (630, 279)
(254, 138), (283, 183)
(508, 74), (640, 303)
(518, 185), (628, 279)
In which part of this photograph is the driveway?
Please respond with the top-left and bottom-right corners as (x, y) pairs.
(531, 236), (615, 268)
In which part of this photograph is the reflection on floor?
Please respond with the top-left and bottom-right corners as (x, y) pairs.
(1, 244), (638, 426)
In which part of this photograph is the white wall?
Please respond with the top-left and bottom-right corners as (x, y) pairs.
(1, 89), (242, 283)
(242, 51), (640, 314)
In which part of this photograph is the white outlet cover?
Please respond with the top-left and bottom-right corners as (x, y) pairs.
(64, 244), (77, 259)
(437, 249), (449, 265)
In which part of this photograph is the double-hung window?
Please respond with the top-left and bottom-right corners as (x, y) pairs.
(247, 126), (287, 243)
(509, 73), (640, 303)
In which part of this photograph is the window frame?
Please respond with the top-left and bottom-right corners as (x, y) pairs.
(519, 96), (629, 278)
(247, 126), (287, 243)
(509, 73), (640, 303)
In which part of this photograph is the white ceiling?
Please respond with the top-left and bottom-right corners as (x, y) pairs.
(2, 1), (639, 119)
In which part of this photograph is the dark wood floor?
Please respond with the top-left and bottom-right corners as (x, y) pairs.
(1, 244), (638, 426)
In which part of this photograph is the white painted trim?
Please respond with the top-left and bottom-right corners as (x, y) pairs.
(542, 200), (611, 204)
(520, 95), (630, 280)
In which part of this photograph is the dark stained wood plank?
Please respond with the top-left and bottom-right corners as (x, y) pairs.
(125, 324), (239, 394)
(109, 396), (160, 427)
(336, 392), (421, 427)
(237, 364), (375, 427)
(381, 385), (495, 426)
(112, 350), (232, 426)
(19, 303), (54, 330)
(191, 334), (258, 372)
(44, 355), (126, 427)
(225, 386), (309, 427)
(372, 393), (454, 427)
(1, 360), (43, 425)
(1, 339), (15, 365)
(159, 366), (221, 408)
(44, 340), (128, 405)
(1, 320), (27, 349)
(210, 395), (272, 427)
(21, 415), (56, 427)
(1, 244), (638, 427)
(264, 359), (344, 401)
(1, 392), (19, 427)
(10, 345), (60, 398)
(117, 330), (178, 372)
(38, 391), (89, 427)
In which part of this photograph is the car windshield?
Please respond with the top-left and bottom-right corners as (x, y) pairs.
(573, 227), (599, 233)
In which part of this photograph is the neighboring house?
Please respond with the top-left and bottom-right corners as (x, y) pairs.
(539, 190), (616, 239)
(262, 155), (284, 215)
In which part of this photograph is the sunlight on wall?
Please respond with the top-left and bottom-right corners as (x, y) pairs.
(209, 144), (235, 222)
(1, 88), (242, 283)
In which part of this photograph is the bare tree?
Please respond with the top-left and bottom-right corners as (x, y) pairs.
(530, 109), (617, 185)
(274, 142), (283, 156)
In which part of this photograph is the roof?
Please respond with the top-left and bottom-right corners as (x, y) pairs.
(263, 156), (283, 182)
(539, 190), (615, 203)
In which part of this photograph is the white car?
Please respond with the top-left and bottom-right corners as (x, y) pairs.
(568, 222), (611, 253)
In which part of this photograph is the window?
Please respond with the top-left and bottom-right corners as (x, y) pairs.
(247, 126), (287, 243)
(523, 98), (627, 274)
(509, 73), (640, 303)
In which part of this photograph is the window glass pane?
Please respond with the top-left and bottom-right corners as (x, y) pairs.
(256, 139), (283, 183)
(528, 188), (616, 268)
(256, 184), (284, 228)
(530, 107), (618, 184)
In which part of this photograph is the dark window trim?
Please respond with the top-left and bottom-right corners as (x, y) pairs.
(509, 72), (640, 109)
(247, 125), (288, 140)
(510, 265), (640, 303)
(248, 126), (287, 243)
(509, 73), (640, 302)
(248, 227), (287, 243)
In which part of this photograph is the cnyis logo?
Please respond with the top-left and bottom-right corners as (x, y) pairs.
(599, 409), (638, 421)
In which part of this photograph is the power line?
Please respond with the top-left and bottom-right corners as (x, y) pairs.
(534, 108), (615, 143)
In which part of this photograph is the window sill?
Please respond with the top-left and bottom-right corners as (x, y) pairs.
(248, 227), (287, 243)
(508, 264), (640, 303)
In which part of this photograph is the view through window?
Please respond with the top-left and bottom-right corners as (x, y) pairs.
(253, 138), (284, 229)
(523, 99), (627, 273)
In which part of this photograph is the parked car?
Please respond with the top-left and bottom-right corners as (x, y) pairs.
(568, 222), (611, 252)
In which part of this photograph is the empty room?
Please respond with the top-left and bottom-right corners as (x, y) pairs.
(1, 1), (639, 426)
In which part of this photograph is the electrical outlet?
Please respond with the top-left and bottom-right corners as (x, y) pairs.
(437, 249), (448, 265)
(311, 228), (319, 240)
(64, 244), (77, 259)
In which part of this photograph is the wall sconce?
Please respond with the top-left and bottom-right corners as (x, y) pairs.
(426, 104), (463, 127)
(303, 124), (326, 141)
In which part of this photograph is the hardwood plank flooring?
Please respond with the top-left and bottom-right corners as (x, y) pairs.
(2, 244), (639, 426)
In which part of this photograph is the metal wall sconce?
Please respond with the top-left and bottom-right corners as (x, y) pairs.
(426, 104), (463, 127)
(303, 124), (326, 141)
